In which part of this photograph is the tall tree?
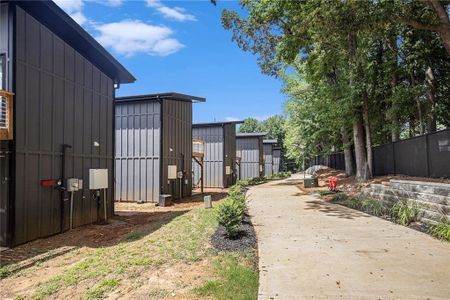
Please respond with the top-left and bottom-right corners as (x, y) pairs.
(238, 117), (260, 133)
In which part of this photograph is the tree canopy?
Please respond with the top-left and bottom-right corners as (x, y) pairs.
(223, 0), (450, 180)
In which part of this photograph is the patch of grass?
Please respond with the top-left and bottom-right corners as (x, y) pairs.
(390, 200), (419, 226)
(84, 278), (120, 300)
(360, 198), (387, 217)
(317, 190), (335, 196)
(124, 231), (143, 241)
(14, 295), (25, 300)
(33, 280), (61, 299)
(194, 252), (259, 300)
(0, 264), (14, 279)
(30, 204), (219, 298)
(331, 193), (348, 202)
(148, 289), (170, 298)
(428, 219), (450, 242)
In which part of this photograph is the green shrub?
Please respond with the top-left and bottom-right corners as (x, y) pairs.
(390, 200), (419, 226)
(361, 198), (387, 217)
(217, 199), (245, 238)
(317, 190), (335, 196)
(228, 184), (244, 199)
(428, 219), (450, 242)
(331, 193), (348, 202)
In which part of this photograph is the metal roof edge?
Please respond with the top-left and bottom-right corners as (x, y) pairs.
(116, 92), (206, 103)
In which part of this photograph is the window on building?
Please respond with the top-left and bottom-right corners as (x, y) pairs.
(0, 54), (13, 140)
(0, 54), (6, 129)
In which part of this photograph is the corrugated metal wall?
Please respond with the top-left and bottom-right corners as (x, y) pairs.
(161, 100), (192, 199)
(223, 123), (237, 187)
(192, 125), (224, 188)
(273, 149), (281, 175)
(115, 101), (161, 202)
(11, 6), (115, 245)
(0, 2), (12, 246)
(236, 137), (263, 179)
(263, 144), (273, 177)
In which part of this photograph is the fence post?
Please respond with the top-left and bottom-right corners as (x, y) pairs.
(425, 133), (431, 177)
(392, 142), (396, 175)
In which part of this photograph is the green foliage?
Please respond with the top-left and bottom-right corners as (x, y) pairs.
(194, 253), (259, 300)
(124, 231), (143, 241)
(217, 199), (245, 238)
(222, 0), (450, 172)
(360, 199), (387, 217)
(331, 193), (348, 202)
(390, 200), (419, 226)
(238, 118), (260, 133)
(0, 265), (13, 279)
(84, 279), (120, 300)
(317, 190), (335, 196)
(428, 219), (450, 242)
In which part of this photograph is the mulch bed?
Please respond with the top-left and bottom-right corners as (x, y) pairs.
(211, 215), (257, 251)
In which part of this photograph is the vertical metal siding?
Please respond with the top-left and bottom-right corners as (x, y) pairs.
(236, 137), (262, 179)
(161, 100), (192, 199)
(223, 123), (237, 187)
(192, 125), (224, 188)
(11, 6), (115, 245)
(273, 149), (281, 174)
(263, 144), (273, 177)
(115, 101), (161, 202)
(0, 2), (11, 246)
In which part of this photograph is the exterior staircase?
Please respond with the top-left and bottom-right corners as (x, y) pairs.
(361, 179), (450, 224)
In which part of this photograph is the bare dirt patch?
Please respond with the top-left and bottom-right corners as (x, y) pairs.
(0, 191), (228, 300)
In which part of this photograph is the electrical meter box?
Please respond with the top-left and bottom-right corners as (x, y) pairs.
(89, 169), (108, 189)
(225, 166), (231, 175)
(168, 165), (177, 180)
(66, 178), (81, 192)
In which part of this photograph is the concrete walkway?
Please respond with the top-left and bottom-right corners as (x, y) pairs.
(248, 173), (450, 299)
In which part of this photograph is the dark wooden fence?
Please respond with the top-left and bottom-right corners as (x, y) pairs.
(310, 128), (450, 178)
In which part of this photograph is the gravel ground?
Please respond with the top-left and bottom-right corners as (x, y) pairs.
(211, 215), (257, 251)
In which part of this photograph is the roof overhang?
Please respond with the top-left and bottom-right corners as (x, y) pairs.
(193, 120), (244, 127)
(116, 92), (206, 103)
(236, 132), (267, 138)
(11, 0), (135, 84)
(263, 139), (278, 144)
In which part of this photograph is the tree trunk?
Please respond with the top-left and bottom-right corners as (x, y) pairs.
(425, 66), (437, 133)
(427, 0), (450, 55)
(362, 93), (373, 177)
(353, 114), (370, 181)
(389, 33), (400, 142)
(411, 74), (424, 135)
(340, 127), (354, 177)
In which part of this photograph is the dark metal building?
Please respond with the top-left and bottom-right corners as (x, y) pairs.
(263, 139), (278, 177)
(236, 132), (266, 180)
(192, 121), (242, 188)
(0, 1), (135, 246)
(115, 93), (205, 203)
(273, 147), (281, 175)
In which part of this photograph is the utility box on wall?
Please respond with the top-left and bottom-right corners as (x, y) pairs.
(89, 169), (109, 190)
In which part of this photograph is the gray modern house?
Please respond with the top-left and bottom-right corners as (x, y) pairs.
(192, 121), (242, 189)
(0, 0), (135, 246)
(263, 139), (278, 177)
(115, 93), (205, 203)
(236, 132), (266, 180)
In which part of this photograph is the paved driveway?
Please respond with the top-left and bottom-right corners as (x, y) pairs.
(248, 173), (450, 299)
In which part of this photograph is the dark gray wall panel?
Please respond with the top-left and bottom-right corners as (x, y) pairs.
(263, 144), (273, 177)
(11, 6), (115, 245)
(273, 149), (281, 175)
(162, 100), (192, 198)
(192, 125), (223, 188)
(115, 101), (161, 202)
(223, 123), (237, 187)
(237, 137), (263, 179)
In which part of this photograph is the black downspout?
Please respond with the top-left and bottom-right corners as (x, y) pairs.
(60, 144), (71, 233)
